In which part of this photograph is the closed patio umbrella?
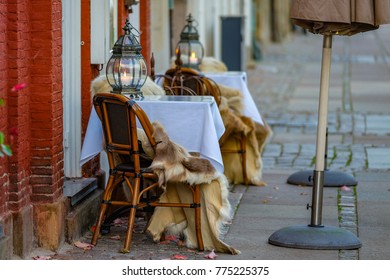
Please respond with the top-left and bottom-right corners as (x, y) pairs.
(269, 0), (390, 249)
(291, 0), (390, 35)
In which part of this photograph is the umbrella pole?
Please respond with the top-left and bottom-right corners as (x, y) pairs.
(268, 34), (361, 249)
(285, 37), (357, 188)
(310, 34), (333, 226)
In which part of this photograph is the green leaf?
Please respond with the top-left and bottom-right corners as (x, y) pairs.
(0, 132), (4, 144)
(0, 99), (4, 106)
(1, 144), (12, 156)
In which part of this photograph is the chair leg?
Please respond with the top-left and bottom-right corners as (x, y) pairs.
(91, 175), (116, 245)
(241, 133), (248, 185)
(194, 185), (204, 251)
(91, 203), (108, 246)
(121, 205), (137, 253)
(121, 178), (141, 253)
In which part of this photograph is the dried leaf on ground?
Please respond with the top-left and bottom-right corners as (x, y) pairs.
(172, 254), (188, 260)
(33, 255), (52, 260)
(109, 235), (121, 240)
(113, 218), (125, 226)
(204, 249), (218, 259)
(164, 235), (178, 241)
(89, 225), (96, 233)
(74, 241), (94, 251)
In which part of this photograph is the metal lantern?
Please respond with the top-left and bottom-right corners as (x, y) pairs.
(175, 14), (204, 70)
(106, 19), (147, 99)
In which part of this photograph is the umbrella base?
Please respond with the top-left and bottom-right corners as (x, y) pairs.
(268, 225), (362, 250)
(287, 169), (357, 187)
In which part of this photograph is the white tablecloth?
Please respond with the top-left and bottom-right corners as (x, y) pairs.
(205, 71), (264, 125)
(80, 95), (225, 173)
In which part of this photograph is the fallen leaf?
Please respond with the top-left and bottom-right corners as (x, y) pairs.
(33, 255), (52, 260)
(340, 185), (352, 192)
(261, 199), (269, 204)
(90, 225), (96, 233)
(109, 235), (121, 240)
(164, 235), (178, 241)
(204, 249), (218, 259)
(74, 241), (94, 251)
(113, 218), (125, 226)
(172, 254), (188, 260)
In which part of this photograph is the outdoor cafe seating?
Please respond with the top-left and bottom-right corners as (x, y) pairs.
(82, 18), (268, 255)
(88, 92), (239, 254)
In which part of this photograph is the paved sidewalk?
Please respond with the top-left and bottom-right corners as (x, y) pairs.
(32, 25), (390, 260)
(221, 24), (390, 260)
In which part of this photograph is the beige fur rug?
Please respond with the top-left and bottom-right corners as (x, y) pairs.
(146, 122), (240, 255)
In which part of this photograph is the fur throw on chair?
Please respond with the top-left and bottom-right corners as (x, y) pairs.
(170, 56), (229, 73)
(90, 74), (166, 98)
(217, 85), (268, 186)
(199, 56), (228, 72)
(146, 122), (240, 255)
(218, 103), (267, 187)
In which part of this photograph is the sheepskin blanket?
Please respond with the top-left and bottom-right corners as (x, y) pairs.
(170, 56), (229, 72)
(219, 107), (266, 186)
(146, 122), (240, 255)
(217, 84), (269, 186)
(90, 75), (166, 98)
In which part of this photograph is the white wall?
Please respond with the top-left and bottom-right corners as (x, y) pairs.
(62, 0), (82, 178)
(150, 0), (170, 73)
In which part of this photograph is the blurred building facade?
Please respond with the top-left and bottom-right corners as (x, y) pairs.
(150, 0), (292, 73)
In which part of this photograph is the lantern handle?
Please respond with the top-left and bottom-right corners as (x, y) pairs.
(123, 19), (141, 37)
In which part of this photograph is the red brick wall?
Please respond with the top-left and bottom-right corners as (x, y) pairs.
(6, 0), (32, 212)
(29, 0), (64, 204)
(0, 0), (65, 217)
(140, 0), (151, 66)
(0, 2), (9, 217)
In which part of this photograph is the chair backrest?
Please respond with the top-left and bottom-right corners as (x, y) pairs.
(150, 52), (221, 105)
(93, 93), (156, 169)
(163, 67), (221, 105)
